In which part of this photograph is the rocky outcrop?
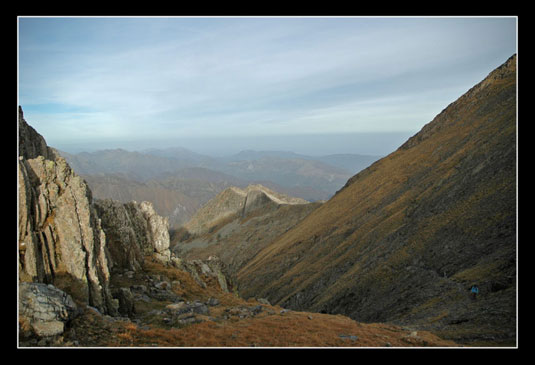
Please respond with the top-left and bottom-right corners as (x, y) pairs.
(18, 108), (243, 347)
(18, 106), (58, 161)
(183, 184), (308, 236)
(18, 108), (116, 315)
(92, 198), (235, 294)
(19, 282), (79, 341)
(139, 201), (171, 262)
(94, 199), (172, 271)
(170, 255), (234, 294)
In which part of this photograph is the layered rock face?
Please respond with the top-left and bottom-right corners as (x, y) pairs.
(19, 282), (79, 340)
(18, 108), (115, 314)
(94, 199), (172, 271)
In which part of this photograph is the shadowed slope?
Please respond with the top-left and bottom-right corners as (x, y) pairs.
(237, 55), (517, 346)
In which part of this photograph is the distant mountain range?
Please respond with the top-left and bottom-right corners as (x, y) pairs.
(61, 147), (381, 188)
(58, 147), (381, 227)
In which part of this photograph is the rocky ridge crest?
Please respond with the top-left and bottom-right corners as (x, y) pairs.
(183, 184), (308, 236)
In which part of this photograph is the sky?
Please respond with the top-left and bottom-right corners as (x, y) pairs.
(18, 16), (517, 156)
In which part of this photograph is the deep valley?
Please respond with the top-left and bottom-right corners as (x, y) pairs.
(18, 55), (517, 348)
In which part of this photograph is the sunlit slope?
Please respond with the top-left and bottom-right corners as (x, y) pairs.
(237, 55), (516, 345)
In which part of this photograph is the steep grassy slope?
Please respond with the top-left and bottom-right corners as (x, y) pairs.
(175, 201), (322, 276)
(236, 55), (517, 346)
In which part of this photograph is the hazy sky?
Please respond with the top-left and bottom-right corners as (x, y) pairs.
(18, 16), (517, 156)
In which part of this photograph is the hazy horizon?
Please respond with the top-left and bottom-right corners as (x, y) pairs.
(18, 16), (516, 158)
(49, 130), (414, 157)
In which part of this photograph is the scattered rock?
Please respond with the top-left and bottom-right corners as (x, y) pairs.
(207, 297), (220, 306)
(154, 281), (170, 290)
(148, 285), (181, 302)
(165, 302), (189, 314)
(251, 305), (263, 315)
(190, 300), (210, 315)
(112, 287), (135, 316)
(32, 320), (64, 337)
(85, 306), (102, 316)
(257, 298), (271, 305)
(130, 284), (147, 293)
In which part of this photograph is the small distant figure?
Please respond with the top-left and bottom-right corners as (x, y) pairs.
(471, 285), (479, 300)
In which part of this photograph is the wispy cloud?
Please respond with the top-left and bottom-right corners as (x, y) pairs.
(18, 16), (516, 152)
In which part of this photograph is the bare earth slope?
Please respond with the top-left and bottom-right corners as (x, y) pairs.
(237, 55), (517, 346)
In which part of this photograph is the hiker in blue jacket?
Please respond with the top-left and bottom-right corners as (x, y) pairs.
(471, 285), (479, 300)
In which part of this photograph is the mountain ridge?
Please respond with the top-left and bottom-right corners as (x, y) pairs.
(59, 147), (382, 205)
(182, 184), (309, 237)
(234, 54), (517, 346)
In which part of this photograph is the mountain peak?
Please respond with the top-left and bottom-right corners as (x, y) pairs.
(398, 54), (516, 153)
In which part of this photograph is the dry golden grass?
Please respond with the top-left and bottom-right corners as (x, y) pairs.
(104, 310), (458, 348)
(58, 251), (460, 348)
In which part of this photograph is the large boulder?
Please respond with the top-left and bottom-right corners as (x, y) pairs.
(19, 282), (79, 339)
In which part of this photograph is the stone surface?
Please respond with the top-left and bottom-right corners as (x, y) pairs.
(170, 256), (233, 293)
(19, 282), (78, 338)
(18, 106), (57, 161)
(18, 110), (116, 315)
(32, 321), (64, 337)
(94, 199), (172, 269)
(112, 287), (135, 316)
(139, 201), (171, 262)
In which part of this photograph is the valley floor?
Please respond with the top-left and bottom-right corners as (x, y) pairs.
(19, 257), (459, 348)
(56, 306), (460, 348)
